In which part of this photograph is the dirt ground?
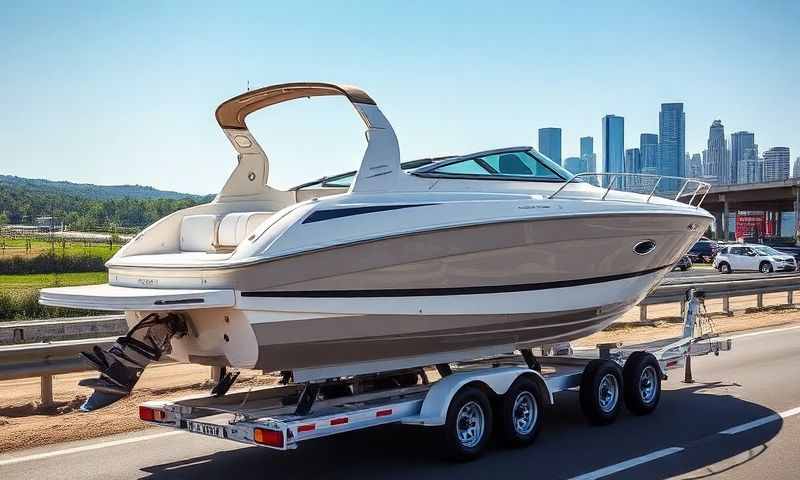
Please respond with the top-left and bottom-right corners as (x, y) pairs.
(1, 294), (799, 453)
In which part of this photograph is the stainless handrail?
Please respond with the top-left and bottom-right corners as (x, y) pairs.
(548, 172), (712, 208)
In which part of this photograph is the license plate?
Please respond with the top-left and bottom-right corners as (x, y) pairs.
(188, 421), (226, 438)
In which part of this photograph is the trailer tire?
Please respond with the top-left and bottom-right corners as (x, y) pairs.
(623, 352), (661, 415)
(579, 359), (622, 425)
(441, 385), (493, 461)
(499, 377), (543, 447)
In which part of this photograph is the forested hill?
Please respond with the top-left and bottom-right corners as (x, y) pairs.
(0, 175), (213, 230)
(0, 175), (209, 201)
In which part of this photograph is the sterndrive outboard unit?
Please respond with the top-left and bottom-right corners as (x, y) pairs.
(79, 313), (188, 411)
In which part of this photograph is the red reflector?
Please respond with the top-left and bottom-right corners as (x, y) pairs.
(298, 424), (315, 433)
(376, 409), (392, 417)
(253, 428), (284, 448)
(139, 406), (154, 421)
(330, 417), (348, 426)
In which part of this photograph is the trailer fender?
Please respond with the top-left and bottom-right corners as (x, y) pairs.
(401, 366), (552, 427)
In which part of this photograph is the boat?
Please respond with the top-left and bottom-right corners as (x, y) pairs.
(39, 82), (713, 410)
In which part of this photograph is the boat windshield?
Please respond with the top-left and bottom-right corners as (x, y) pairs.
(417, 149), (574, 182)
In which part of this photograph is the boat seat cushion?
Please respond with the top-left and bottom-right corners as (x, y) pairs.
(180, 215), (217, 252)
(217, 212), (272, 247)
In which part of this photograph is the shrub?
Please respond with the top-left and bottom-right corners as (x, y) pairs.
(0, 251), (106, 275)
(0, 288), (96, 321)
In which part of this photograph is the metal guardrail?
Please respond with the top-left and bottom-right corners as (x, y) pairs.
(1, 273), (798, 405)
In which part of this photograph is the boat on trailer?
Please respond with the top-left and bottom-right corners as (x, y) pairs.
(39, 82), (714, 413)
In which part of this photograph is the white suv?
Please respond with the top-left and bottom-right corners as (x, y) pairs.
(713, 244), (797, 274)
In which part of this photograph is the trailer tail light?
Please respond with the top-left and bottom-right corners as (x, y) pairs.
(254, 428), (284, 448)
(139, 406), (166, 422)
(297, 424), (315, 433)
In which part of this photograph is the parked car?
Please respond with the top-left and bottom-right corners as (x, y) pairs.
(672, 255), (692, 271)
(688, 239), (719, 263)
(713, 244), (798, 274)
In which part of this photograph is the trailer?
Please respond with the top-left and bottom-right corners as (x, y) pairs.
(139, 289), (732, 460)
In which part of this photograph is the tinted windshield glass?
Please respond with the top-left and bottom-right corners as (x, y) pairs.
(429, 149), (572, 181)
(753, 246), (782, 256)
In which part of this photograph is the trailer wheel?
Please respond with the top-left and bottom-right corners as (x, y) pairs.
(579, 359), (623, 425)
(499, 377), (543, 447)
(623, 352), (661, 415)
(441, 385), (493, 461)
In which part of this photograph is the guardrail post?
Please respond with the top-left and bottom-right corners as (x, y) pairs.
(40, 374), (54, 407)
(789, 290), (794, 306)
(722, 296), (731, 315)
(756, 293), (764, 309)
(639, 304), (648, 322)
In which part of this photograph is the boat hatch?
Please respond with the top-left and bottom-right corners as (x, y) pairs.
(39, 284), (235, 311)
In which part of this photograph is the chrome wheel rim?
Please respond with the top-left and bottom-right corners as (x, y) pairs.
(456, 401), (485, 448)
(512, 391), (538, 435)
(639, 366), (658, 404)
(598, 373), (619, 413)
(761, 264), (770, 273)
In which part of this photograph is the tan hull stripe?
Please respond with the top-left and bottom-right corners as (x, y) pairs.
(241, 264), (670, 298)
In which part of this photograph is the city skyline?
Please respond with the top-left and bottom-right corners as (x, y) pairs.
(549, 104), (793, 185)
(1, 2), (798, 193)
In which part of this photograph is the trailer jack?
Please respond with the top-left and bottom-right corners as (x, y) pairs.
(79, 313), (187, 411)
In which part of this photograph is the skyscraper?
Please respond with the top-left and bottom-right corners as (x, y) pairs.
(624, 148), (642, 174)
(580, 136), (596, 173)
(739, 147), (762, 184)
(538, 128), (562, 166)
(795, 157), (800, 178)
(731, 131), (756, 184)
(763, 147), (791, 182)
(563, 156), (586, 174)
(658, 103), (686, 179)
(640, 133), (659, 175)
(689, 153), (703, 178)
(602, 115), (624, 174)
(705, 120), (728, 184)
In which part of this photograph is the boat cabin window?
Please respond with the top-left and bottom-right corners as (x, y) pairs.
(419, 149), (572, 182)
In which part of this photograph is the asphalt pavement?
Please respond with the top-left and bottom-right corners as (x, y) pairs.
(664, 264), (799, 284)
(2, 325), (799, 479)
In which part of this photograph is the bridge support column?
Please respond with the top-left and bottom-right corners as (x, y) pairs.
(794, 186), (800, 246)
(721, 195), (730, 241)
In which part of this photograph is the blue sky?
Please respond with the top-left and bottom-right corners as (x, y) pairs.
(1, 1), (798, 194)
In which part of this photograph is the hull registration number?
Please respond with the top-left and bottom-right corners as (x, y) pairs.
(188, 421), (226, 438)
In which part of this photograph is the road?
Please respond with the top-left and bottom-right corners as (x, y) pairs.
(665, 265), (799, 284)
(1, 326), (799, 480)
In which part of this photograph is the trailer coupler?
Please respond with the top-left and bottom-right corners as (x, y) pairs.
(79, 313), (187, 411)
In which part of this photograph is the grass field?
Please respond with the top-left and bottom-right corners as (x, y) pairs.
(0, 238), (120, 261)
(0, 271), (107, 289)
(0, 271), (108, 321)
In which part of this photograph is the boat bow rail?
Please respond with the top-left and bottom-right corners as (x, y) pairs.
(39, 284), (235, 311)
(549, 172), (712, 208)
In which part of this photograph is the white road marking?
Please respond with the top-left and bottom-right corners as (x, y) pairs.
(720, 406), (800, 435)
(0, 431), (183, 466)
(568, 447), (685, 480)
(729, 324), (800, 340)
(569, 404), (800, 479)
